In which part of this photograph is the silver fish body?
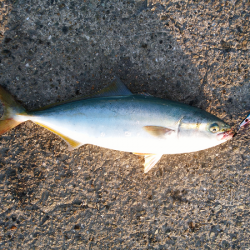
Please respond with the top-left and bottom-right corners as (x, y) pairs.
(20, 95), (230, 154)
(0, 79), (234, 172)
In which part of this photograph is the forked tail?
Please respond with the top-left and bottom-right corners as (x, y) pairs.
(0, 86), (26, 135)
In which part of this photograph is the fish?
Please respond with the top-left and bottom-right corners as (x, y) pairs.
(239, 114), (250, 130)
(0, 78), (234, 173)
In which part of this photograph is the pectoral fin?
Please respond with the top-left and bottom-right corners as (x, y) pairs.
(35, 122), (82, 151)
(143, 126), (174, 138)
(133, 153), (163, 173)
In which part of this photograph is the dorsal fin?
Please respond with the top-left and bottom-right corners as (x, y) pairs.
(93, 76), (132, 98)
(33, 77), (132, 112)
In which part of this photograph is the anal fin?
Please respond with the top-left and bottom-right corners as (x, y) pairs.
(133, 153), (163, 173)
(35, 122), (82, 151)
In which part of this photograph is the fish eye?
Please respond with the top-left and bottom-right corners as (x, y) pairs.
(209, 123), (220, 133)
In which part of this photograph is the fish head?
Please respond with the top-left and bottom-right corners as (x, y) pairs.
(178, 113), (234, 151)
(208, 121), (234, 142)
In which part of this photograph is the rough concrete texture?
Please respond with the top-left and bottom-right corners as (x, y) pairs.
(0, 0), (249, 249)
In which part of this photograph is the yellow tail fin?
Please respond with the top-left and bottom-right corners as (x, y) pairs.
(0, 86), (26, 135)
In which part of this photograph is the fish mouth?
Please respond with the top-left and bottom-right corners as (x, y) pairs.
(217, 129), (234, 141)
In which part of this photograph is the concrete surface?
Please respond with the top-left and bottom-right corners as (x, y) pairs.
(0, 0), (249, 249)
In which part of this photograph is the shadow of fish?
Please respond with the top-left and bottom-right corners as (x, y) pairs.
(0, 78), (234, 173)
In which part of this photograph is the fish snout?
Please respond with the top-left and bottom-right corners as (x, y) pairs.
(217, 129), (234, 141)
